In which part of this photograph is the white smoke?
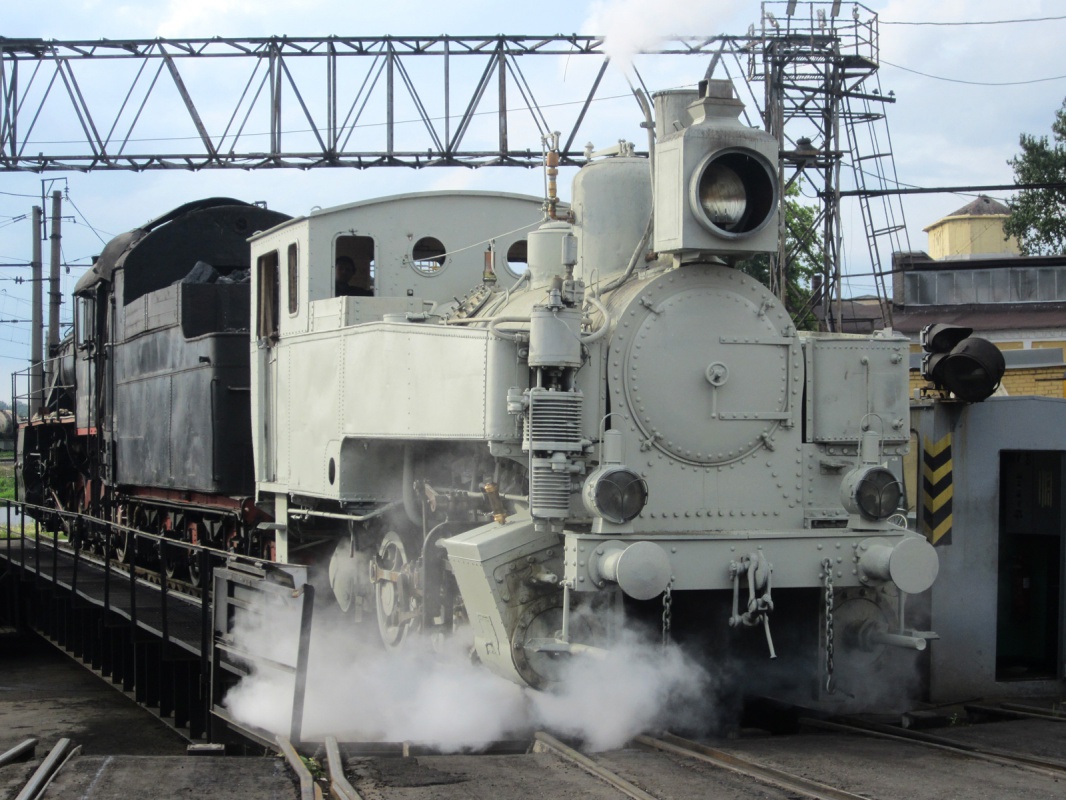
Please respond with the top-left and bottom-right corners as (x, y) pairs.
(583, 0), (746, 68)
(223, 593), (712, 752)
(530, 626), (713, 751)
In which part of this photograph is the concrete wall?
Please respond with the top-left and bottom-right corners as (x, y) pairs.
(914, 397), (1066, 701)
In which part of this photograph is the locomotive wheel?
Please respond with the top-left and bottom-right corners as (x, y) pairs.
(188, 518), (218, 589)
(162, 513), (183, 579)
(113, 505), (145, 564)
(374, 530), (420, 650)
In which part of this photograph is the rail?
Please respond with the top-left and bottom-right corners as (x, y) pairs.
(532, 731), (657, 800)
(277, 735), (324, 800)
(802, 717), (1066, 779)
(0, 738), (38, 768)
(13, 738), (79, 800)
(635, 733), (870, 800)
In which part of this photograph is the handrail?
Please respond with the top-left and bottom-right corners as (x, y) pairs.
(13, 499), (274, 567)
(11, 354), (76, 426)
(2, 498), (277, 646)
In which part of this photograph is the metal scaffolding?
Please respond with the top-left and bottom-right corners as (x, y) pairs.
(0, 3), (906, 328)
(750, 1), (907, 326)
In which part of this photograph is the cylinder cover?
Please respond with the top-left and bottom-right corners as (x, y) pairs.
(528, 305), (582, 367)
(526, 222), (573, 288)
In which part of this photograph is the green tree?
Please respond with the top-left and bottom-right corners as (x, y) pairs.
(1004, 99), (1066, 256)
(736, 182), (822, 330)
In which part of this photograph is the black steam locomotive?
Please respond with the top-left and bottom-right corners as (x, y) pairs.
(17, 198), (290, 580)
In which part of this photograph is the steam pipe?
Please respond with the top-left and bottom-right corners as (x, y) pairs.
(488, 315), (530, 341)
(289, 502), (401, 523)
(632, 84), (655, 185)
(580, 294), (611, 343)
(596, 212), (654, 295)
(566, 643), (609, 659)
(444, 313), (521, 326)
(869, 630), (928, 651)
(543, 132), (571, 221)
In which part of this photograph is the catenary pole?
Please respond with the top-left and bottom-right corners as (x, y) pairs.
(30, 206), (43, 411)
(48, 191), (61, 355)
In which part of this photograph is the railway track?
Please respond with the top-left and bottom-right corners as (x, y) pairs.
(802, 715), (1066, 778)
(9, 514), (1066, 799)
(281, 712), (1066, 800)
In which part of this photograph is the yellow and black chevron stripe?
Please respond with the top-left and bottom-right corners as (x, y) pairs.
(922, 434), (953, 545)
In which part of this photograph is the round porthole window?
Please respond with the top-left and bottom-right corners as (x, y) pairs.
(505, 239), (528, 278)
(411, 237), (446, 275)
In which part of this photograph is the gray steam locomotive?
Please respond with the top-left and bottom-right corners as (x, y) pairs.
(247, 79), (943, 703)
(19, 77), (978, 706)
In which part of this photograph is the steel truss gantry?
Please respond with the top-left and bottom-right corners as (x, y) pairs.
(0, 33), (756, 172)
(0, 3), (905, 327)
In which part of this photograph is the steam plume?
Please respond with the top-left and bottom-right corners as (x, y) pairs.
(223, 593), (711, 752)
(583, 0), (745, 68)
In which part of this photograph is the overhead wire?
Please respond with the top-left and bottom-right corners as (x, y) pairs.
(882, 15), (1066, 26)
(63, 193), (109, 245)
(879, 60), (1066, 86)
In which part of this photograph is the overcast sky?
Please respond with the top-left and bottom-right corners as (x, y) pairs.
(1, 0), (1064, 393)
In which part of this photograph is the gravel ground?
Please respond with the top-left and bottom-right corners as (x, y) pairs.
(0, 630), (295, 800)
(711, 727), (1066, 800)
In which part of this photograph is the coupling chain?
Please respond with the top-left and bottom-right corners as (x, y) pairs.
(661, 582), (673, 651)
(821, 557), (836, 694)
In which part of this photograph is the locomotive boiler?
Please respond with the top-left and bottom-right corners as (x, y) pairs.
(250, 79), (943, 702)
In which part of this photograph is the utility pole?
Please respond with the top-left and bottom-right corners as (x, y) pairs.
(30, 206), (43, 411)
(48, 191), (62, 355)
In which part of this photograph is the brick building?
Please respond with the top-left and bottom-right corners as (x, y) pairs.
(831, 196), (1066, 398)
